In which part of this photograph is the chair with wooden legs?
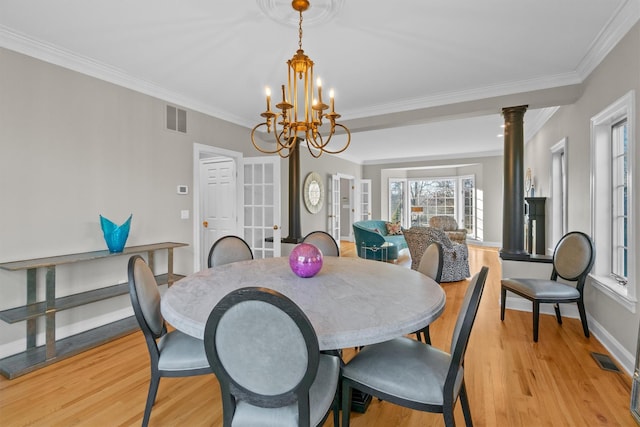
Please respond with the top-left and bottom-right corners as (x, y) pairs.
(207, 235), (254, 268)
(128, 255), (211, 427)
(303, 231), (340, 257)
(204, 286), (341, 427)
(342, 267), (489, 427)
(414, 242), (444, 344)
(501, 231), (595, 342)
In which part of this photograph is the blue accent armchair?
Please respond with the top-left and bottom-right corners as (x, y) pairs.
(352, 220), (407, 261)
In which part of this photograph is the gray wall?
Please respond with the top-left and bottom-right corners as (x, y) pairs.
(525, 22), (640, 362)
(296, 150), (362, 238)
(363, 155), (504, 245)
(0, 47), (361, 357)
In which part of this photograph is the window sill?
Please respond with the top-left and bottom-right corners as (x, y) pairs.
(589, 274), (636, 313)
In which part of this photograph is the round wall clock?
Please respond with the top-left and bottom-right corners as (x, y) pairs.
(303, 172), (324, 214)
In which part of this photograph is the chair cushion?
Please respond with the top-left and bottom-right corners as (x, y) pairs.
(230, 353), (340, 427)
(157, 330), (210, 371)
(428, 216), (459, 231)
(342, 337), (463, 406)
(501, 278), (581, 300)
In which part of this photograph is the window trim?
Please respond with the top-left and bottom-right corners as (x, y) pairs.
(388, 175), (476, 238)
(550, 137), (568, 251)
(590, 90), (636, 312)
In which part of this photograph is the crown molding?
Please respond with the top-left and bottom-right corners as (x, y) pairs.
(575, 0), (640, 79)
(359, 149), (504, 166)
(2, 0), (638, 132)
(342, 72), (581, 121)
(0, 25), (251, 128)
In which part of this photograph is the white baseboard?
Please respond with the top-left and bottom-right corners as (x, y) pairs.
(467, 239), (500, 247)
(504, 295), (634, 375)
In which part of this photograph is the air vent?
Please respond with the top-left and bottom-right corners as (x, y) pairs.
(591, 352), (621, 372)
(166, 105), (187, 133)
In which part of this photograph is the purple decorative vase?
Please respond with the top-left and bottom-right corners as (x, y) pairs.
(289, 243), (324, 278)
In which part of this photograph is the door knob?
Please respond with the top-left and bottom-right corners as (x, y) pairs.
(203, 221), (208, 228)
(273, 225), (279, 230)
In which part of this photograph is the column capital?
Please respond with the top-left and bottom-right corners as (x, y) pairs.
(502, 105), (528, 116)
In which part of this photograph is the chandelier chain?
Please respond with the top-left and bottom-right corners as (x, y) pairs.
(298, 11), (303, 51)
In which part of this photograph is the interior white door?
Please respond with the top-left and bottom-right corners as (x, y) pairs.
(358, 179), (372, 221)
(329, 174), (340, 242)
(200, 158), (236, 268)
(243, 156), (281, 258)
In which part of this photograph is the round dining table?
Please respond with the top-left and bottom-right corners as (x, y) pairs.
(161, 256), (446, 351)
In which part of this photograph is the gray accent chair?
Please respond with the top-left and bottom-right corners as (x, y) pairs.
(204, 286), (341, 427)
(414, 242), (444, 344)
(303, 231), (340, 257)
(501, 231), (595, 342)
(207, 235), (254, 268)
(341, 267), (489, 427)
(127, 255), (211, 427)
(404, 226), (470, 282)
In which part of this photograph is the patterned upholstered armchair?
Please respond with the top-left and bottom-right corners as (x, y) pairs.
(428, 216), (467, 244)
(403, 227), (470, 282)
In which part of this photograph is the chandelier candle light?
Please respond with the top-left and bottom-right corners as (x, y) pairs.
(251, 0), (351, 158)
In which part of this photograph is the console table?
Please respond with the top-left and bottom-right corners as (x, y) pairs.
(0, 242), (187, 379)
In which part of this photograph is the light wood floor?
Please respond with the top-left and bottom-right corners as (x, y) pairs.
(0, 244), (634, 426)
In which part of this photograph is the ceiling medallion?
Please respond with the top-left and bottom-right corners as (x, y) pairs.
(256, 0), (344, 27)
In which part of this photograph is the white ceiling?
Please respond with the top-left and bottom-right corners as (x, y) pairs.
(1, 0), (638, 164)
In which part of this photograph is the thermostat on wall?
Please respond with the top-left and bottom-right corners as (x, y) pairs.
(177, 185), (189, 195)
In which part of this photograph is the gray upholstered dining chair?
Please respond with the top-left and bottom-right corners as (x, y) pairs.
(302, 231), (340, 257)
(501, 231), (595, 342)
(204, 286), (341, 427)
(341, 267), (489, 427)
(414, 242), (444, 344)
(207, 235), (253, 268)
(127, 255), (211, 427)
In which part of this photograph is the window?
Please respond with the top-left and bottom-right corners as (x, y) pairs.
(611, 119), (628, 283)
(461, 176), (475, 236)
(389, 175), (476, 237)
(590, 90), (635, 311)
(389, 179), (405, 224)
(550, 138), (567, 248)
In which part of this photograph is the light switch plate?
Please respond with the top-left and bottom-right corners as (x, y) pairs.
(180, 210), (189, 219)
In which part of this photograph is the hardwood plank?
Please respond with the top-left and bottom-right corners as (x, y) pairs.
(0, 244), (634, 426)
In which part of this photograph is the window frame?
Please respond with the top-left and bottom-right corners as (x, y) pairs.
(590, 90), (636, 312)
(388, 175), (476, 238)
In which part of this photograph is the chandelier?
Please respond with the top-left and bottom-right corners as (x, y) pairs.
(251, 0), (351, 158)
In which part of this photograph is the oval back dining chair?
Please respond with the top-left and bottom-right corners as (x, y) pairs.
(414, 241), (444, 343)
(501, 231), (595, 342)
(204, 286), (341, 427)
(128, 255), (211, 427)
(302, 231), (340, 257)
(341, 266), (489, 427)
(207, 235), (254, 268)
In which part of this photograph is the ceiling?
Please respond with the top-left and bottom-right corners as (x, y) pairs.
(1, 0), (638, 164)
